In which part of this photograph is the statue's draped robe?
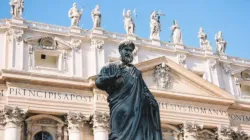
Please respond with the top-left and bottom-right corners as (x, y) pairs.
(96, 63), (162, 140)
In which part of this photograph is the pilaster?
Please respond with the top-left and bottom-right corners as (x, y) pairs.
(92, 111), (109, 140)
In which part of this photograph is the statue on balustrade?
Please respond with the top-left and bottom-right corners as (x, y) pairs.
(96, 40), (162, 140)
(170, 20), (183, 44)
(123, 9), (135, 35)
(150, 10), (163, 40)
(9, 0), (24, 18)
(215, 31), (227, 54)
(198, 27), (212, 50)
(68, 3), (83, 27)
(92, 5), (101, 28)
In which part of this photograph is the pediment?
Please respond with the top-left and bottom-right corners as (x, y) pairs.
(24, 36), (72, 50)
(135, 56), (235, 102)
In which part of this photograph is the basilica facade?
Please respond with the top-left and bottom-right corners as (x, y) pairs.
(1, 1), (250, 140)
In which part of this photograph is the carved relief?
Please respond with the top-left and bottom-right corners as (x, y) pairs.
(220, 62), (231, 74)
(241, 69), (250, 81)
(0, 106), (27, 128)
(66, 111), (89, 132)
(153, 63), (172, 90)
(182, 122), (204, 139)
(217, 125), (235, 140)
(7, 29), (24, 44)
(209, 59), (217, 69)
(177, 54), (186, 66)
(91, 39), (104, 49)
(39, 37), (57, 50)
(92, 111), (110, 129)
(71, 39), (82, 50)
(33, 118), (58, 125)
(197, 129), (216, 140)
(233, 130), (249, 140)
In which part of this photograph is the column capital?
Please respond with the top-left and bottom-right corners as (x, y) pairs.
(182, 121), (204, 139)
(92, 111), (110, 130)
(66, 111), (90, 133)
(0, 106), (27, 128)
(217, 125), (235, 140)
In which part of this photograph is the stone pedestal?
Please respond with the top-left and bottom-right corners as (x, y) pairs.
(175, 44), (184, 49)
(127, 34), (136, 41)
(93, 111), (110, 140)
(92, 27), (104, 35)
(151, 39), (161, 46)
(11, 18), (24, 24)
(70, 26), (81, 34)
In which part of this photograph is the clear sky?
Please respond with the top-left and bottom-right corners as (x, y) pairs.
(0, 0), (249, 59)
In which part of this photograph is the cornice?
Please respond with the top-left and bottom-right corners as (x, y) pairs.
(0, 69), (93, 90)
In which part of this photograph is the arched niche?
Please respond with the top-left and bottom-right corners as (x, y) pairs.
(25, 114), (65, 140)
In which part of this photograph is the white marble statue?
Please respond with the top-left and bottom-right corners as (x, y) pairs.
(170, 20), (183, 44)
(123, 9), (135, 35)
(198, 27), (212, 50)
(91, 5), (101, 28)
(215, 31), (227, 54)
(150, 10), (162, 40)
(9, 0), (24, 18)
(68, 3), (83, 27)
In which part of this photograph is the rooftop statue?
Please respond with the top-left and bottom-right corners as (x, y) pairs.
(198, 27), (212, 50)
(91, 5), (101, 28)
(150, 10), (163, 40)
(215, 31), (227, 54)
(123, 9), (136, 35)
(68, 3), (83, 27)
(95, 40), (162, 140)
(170, 20), (183, 44)
(9, 0), (24, 18)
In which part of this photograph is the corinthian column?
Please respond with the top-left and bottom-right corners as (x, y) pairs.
(92, 111), (109, 140)
(182, 121), (203, 140)
(217, 125), (235, 140)
(0, 106), (27, 140)
(66, 111), (89, 140)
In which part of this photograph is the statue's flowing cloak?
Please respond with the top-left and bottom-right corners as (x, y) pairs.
(96, 63), (162, 140)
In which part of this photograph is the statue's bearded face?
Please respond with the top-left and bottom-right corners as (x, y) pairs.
(120, 45), (134, 65)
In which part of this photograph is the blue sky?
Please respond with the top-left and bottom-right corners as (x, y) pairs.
(0, 0), (249, 59)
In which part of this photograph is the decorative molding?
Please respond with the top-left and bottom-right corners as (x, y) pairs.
(177, 53), (186, 66)
(91, 39), (104, 49)
(66, 111), (89, 133)
(92, 111), (110, 129)
(197, 129), (216, 140)
(220, 62), (231, 74)
(39, 36), (57, 50)
(7, 29), (24, 44)
(217, 125), (235, 140)
(209, 59), (217, 69)
(71, 39), (82, 51)
(233, 130), (249, 140)
(241, 69), (250, 81)
(0, 106), (27, 128)
(153, 63), (173, 90)
(184, 122), (204, 133)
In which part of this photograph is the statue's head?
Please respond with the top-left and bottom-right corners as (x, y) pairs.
(199, 27), (203, 32)
(95, 5), (100, 10)
(73, 3), (77, 8)
(127, 10), (131, 16)
(173, 20), (178, 25)
(119, 40), (135, 65)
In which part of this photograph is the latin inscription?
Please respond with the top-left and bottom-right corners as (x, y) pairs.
(8, 87), (92, 102)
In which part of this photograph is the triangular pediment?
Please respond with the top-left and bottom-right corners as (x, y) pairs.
(135, 56), (236, 103)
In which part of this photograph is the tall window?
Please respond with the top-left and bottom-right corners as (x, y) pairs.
(33, 131), (53, 140)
